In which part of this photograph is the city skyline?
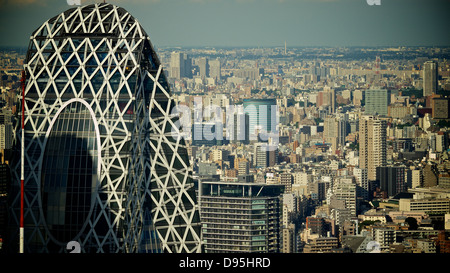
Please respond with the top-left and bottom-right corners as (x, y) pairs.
(0, 0), (449, 48)
(1, 0), (450, 257)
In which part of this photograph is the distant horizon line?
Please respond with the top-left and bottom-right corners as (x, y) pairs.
(1, 44), (450, 51)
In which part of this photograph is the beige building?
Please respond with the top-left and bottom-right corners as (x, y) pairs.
(303, 237), (339, 253)
(416, 239), (436, 253)
(399, 198), (450, 214)
(388, 104), (416, 119)
(282, 223), (296, 253)
(358, 210), (388, 224)
(359, 115), (387, 181)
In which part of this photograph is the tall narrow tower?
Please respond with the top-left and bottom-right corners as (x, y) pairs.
(423, 61), (438, 97)
(359, 116), (387, 181)
(8, 3), (201, 253)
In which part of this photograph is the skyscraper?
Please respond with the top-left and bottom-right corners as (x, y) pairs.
(232, 111), (249, 145)
(423, 61), (438, 97)
(359, 116), (387, 181)
(365, 88), (390, 116)
(254, 143), (278, 168)
(7, 3), (201, 253)
(243, 98), (278, 142)
(170, 52), (192, 79)
(209, 59), (221, 81)
(198, 57), (209, 79)
(199, 180), (284, 253)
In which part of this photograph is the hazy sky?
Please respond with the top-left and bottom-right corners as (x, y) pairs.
(0, 0), (449, 48)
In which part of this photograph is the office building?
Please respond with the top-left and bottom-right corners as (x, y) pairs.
(399, 198), (450, 215)
(198, 57), (209, 79)
(376, 166), (406, 198)
(359, 116), (387, 181)
(323, 115), (348, 152)
(255, 143), (278, 168)
(243, 98), (278, 141)
(7, 3), (201, 253)
(365, 88), (390, 116)
(235, 68), (264, 81)
(170, 52), (192, 79)
(0, 109), (13, 150)
(230, 110), (249, 145)
(423, 61), (438, 97)
(199, 180), (284, 253)
(432, 97), (450, 119)
(209, 59), (221, 81)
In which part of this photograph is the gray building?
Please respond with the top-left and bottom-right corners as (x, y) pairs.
(376, 166), (406, 198)
(198, 57), (209, 79)
(365, 88), (390, 116)
(199, 180), (284, 253)
(423, 61), (438, 97)
(254, 143), (278, 168)
(170, 52), (192, 79)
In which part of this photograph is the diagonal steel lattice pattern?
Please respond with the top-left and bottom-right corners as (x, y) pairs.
(8, 3), (202, 253)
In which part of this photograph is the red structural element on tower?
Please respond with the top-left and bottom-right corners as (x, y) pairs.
(375, 56), (381, 75)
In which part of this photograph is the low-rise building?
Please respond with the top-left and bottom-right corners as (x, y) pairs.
(399, 198), (450, 215)
(303, 237), (339, 253)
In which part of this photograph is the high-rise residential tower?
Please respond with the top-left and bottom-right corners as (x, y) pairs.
(359, 116), (387, 181)
(353, 168), (369, 201)
(7, 3), (201, 253)
(423, 61), (438, 97)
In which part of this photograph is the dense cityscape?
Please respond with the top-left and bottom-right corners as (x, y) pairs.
(1, 42), (450, 254)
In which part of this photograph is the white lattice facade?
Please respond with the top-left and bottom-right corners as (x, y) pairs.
(8, 3), (201, 253)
